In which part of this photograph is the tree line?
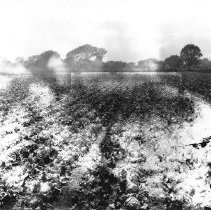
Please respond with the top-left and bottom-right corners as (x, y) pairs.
(3, 43), (211, 73)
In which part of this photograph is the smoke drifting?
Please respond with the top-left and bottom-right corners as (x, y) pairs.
(47, 55), (67, 73)
(102, 22), (139, 62)
(1, 0), (211, 62)
(0, 59), (29, 75)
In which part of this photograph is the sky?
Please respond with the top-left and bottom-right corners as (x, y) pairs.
(0, 0), (211, 62)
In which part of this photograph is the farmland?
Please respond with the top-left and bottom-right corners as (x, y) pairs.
(1, 72), (211, 209)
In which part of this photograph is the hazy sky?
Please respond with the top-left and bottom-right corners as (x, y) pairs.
(0, 0), (211, 62)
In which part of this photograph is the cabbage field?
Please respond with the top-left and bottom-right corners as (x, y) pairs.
(1, 72), (211, 209)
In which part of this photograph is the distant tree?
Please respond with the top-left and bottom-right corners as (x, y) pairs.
(65, 44), (107, 72)
(25, 55), (40, 66)
(199, 58), (211, 72)
(103, 61), (127, 72)
(164, 55), (182, 71)
(125, 62), (136, 71)
(66, 44), (106, 61)
(38, 50), (60, 67)
(180, 44), (202, 68)
(138, 58), (160, 71)
(157, 61), (165, 72)
(25, 50), (60, 68)
(24, 50), (60, 78)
